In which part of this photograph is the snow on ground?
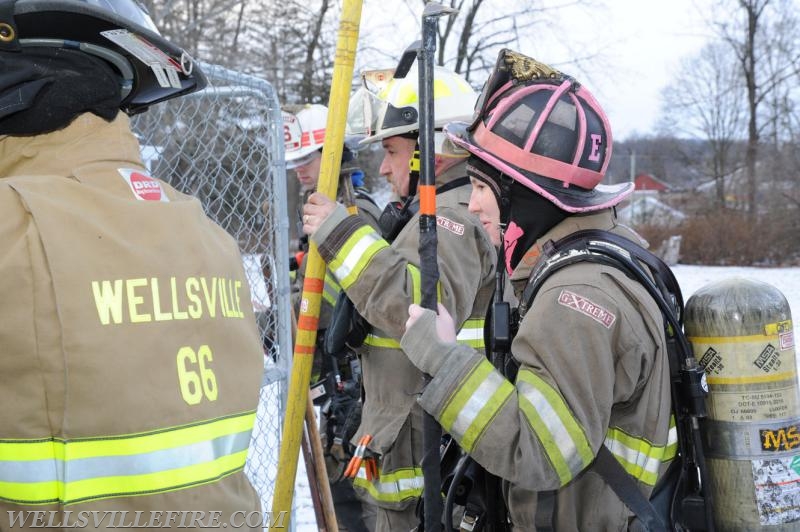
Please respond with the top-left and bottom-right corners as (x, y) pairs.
(290, 264), (800, 530)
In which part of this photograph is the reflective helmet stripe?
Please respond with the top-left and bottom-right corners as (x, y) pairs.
(300, 127), (326, 147)
(472, 122), (604, 190)
(570, 91), (588, 166)
(524, 80), (572, 152)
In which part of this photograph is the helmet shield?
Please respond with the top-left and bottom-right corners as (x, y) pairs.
(347, 69), (396, 138)
(3, 0), (207, 114)
(446, 49), (632, 213)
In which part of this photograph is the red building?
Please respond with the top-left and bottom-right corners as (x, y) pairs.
(633, 173), (669, 192)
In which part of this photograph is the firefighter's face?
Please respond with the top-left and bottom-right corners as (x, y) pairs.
(468, 177), (501, 247)
(379, 136), (416, 198)
(294, 152), (322, 190)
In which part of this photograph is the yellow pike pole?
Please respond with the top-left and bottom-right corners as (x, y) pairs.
(272, 0), (364, 522)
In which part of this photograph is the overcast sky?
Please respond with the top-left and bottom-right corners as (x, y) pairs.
(359, 0), (717, 141)
(539, 0), (716, 140)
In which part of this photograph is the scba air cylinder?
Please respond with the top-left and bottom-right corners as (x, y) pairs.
(685, 278), (800, 530)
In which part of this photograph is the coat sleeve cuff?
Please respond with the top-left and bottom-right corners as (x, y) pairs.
(310, 203), (359, 262)
(400, 310), (459, 375)
(419, 346), (484, 419)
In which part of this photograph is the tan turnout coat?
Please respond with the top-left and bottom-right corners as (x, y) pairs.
(0, 114), (264, 530)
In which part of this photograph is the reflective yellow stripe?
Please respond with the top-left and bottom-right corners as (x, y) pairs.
(363, 319), (484, 350)
(407, 264), (442, 306)
(329, 226), (388, 290)
(407, 264), (421, 305)
(1, 413), (254, 461)
(363, 333), (400, 348)
(604, 419), (678, 487)
(1, 450), (248, 506)
(352, 465), (424, 503)
(325, 271), (341, 292)
(456, 318), (485, 348)
(322, 271), (340, 306)
(439, 359), (513, 452)
(516, 369), (593, 486)
(0, 411), (254, 505)
(667, 416), (678, 457)
(441, 360), (501, 449)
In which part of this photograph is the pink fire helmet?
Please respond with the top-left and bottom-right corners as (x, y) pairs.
(443, 49), (633, 213)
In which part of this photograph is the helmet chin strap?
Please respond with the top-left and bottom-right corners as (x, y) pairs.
(498, 172), (514, 269)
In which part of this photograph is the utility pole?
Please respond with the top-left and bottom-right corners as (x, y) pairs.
(629, 149), (637, 224)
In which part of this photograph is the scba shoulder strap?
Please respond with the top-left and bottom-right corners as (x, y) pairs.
(518, 229), (714, 532)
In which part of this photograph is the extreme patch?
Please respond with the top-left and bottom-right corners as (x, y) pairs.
(557, 289), (616, 328)
(118, 168), (169, 202)
(436, 216), (465, 236)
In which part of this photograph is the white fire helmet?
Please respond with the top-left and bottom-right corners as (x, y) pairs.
(283, 104), (328, 170)
(352, 65), (477, 154)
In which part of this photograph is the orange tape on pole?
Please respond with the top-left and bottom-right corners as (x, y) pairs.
(419, 184), (437, 216)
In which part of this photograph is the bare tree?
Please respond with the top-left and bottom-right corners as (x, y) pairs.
(141, 0), (248, 60)
(713, 0), (800, 215)
(142, 0), (338, 104)
(659, 42), (745, 208)
(296, 0), (333, 102)
(378, 0), (594, 83)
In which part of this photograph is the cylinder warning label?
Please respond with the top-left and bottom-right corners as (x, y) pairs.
(691, 336), (799, 422)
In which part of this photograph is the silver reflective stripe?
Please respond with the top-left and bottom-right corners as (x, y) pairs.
(456, 324), (484, 344)
(0, 431), (251, 484)
(604, 438), (660, 478)
(333, 231), (383, 282)
(668, 425), (678, 447)
(518, 380), (584, 475)
(0, 457), (61, 483)
(450, 371), (506, 439)
(356, 467), (424, 493)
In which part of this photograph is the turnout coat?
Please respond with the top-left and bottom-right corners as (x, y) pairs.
(311, 163), (496, 512)
(402, 210), (676, 531)
(0, 114), (263, 530)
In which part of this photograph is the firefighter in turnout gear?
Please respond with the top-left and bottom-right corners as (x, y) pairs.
(401, 50), (677, 530)
(284, 103), (381, 532)
(284, 103), (382, 323)
(301, 65), (497, 531)
(0, 1), (264, 528)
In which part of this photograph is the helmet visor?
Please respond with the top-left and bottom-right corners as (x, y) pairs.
(347, 85), (384, 137)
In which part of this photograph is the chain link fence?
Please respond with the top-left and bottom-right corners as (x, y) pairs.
(131, 63), (293, 522)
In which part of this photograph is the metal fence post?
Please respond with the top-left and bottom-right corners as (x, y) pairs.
(132, 62), (295, 529)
